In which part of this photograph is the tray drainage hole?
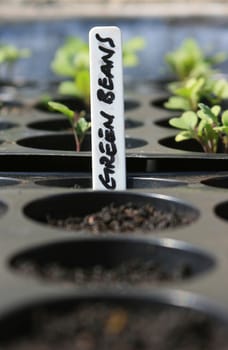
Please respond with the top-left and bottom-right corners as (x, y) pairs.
(202, 176), (228, 189)
(35, 177), (187, 189)
(9, 239), (215, 286)
(17, 134), (147, 151)
(23, 192), (199, 234)
(0, 295), (227, 349)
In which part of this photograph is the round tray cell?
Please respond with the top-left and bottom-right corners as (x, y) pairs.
(9, 238), (215, 286)
(155, 117), (173, 129)
(0, 200), (8, 217)
(125, 118), (143, 129)
(27, 118), (143, 132)
(124, 99), (140, 111)
(1, 101), (25, 116)
(17, 133), (147, 152)
(34, 96), (88, 114)
(215, 201), (228, 222)
(34, 97), (139, 114)
(35, 176), (187, 189)
(0, 177), (20, 187)
(150, 97), (168, 110)
(27, 118), (72, 132)
(23, 192), (199, 234)
(202, 176), (228, 189)
(159, 136), (227, 153)
(0, 294), (227, 349)
(0, 121), (18, 130)
(159, 136), (206, 152)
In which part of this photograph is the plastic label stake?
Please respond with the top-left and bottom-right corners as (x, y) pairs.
(89, 26), (126, 190)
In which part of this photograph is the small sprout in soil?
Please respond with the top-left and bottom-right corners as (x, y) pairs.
(169, 103), (228, 153)
(165, 38), (227, 82)
(0, 43), (31, 80)
(51, 36), (145, 107)
(48, 101), (91, 152)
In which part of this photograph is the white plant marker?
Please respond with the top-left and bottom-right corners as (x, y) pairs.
(89, 26), (126, 190)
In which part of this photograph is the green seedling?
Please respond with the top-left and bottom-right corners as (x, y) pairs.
(51, 36), (145, 107)
(165, 38), (227, 82)
(169, 103), (228, 153)
(0, 43), (31, 80)
(48, 101), (91, 152)
(165, 77), (205, 111)
(165, 77), (228, 112)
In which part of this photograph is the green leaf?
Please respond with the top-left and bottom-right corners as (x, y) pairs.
(75, 117), (91, 143)
(48, 101), (74, 120)
(222, 110), (228, 127)
(58, 81), (78, 96)
(175, 130), (194, 142)
(165, 96), (191, 111)
(197, 103), (219, 124)
(169, 111), (198, 130)
(123, 37), (145, 67)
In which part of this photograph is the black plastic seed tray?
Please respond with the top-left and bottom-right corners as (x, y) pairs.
(0, 84), (227, 346)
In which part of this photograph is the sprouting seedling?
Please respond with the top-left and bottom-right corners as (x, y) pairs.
(51, 36), (145, 107)
(165, 77), (228, 112)
(165, 38), (227, 82)
(169, 103), (228, 153)
(48, 101), (91, 152)
(165, 77), (205, 111)
(0, 44), (31, 80)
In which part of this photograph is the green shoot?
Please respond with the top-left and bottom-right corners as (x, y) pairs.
(169, 103), (228, 153)
(0, 44), (31, 80)
(165, 38), (227, 82)
(51, 36), (145, 107)
(48, 101), (91, 152)
(165, 77), (205, 111)
(165, 77), (228, 112)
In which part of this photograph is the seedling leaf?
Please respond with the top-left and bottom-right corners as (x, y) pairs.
(48, 101), (74, 120)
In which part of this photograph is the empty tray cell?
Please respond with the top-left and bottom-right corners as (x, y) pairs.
(9, 238), (215, 286)
(202, 176), (228, 189)
(0, 177), (20, 187)
(155, 117), (173, 129)
(0, 294), (227, 349)
(27, 118), (143, 132)
(34, 96), (88, 114)
(34, 97), (140, 113)
(151, 96), (169, 110)
(159, 136), (228, 153)
(23, 192), (199, 234)
(17, 134), (147, 152)
(215, 201), (228, 222)
(35, 176), (187, 189)
(0, 121), (18, 130)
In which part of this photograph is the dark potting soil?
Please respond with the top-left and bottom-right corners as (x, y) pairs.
(47, 202), (193, 234)
(13, 258), (193, 286)
(1, 302), (228, 350)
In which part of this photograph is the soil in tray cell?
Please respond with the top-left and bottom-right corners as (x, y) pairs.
(47, 201), (194, 234)
(10, 239), (214, 286)
(24, 192), (199, 235)
(0, 300), (228, 349)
